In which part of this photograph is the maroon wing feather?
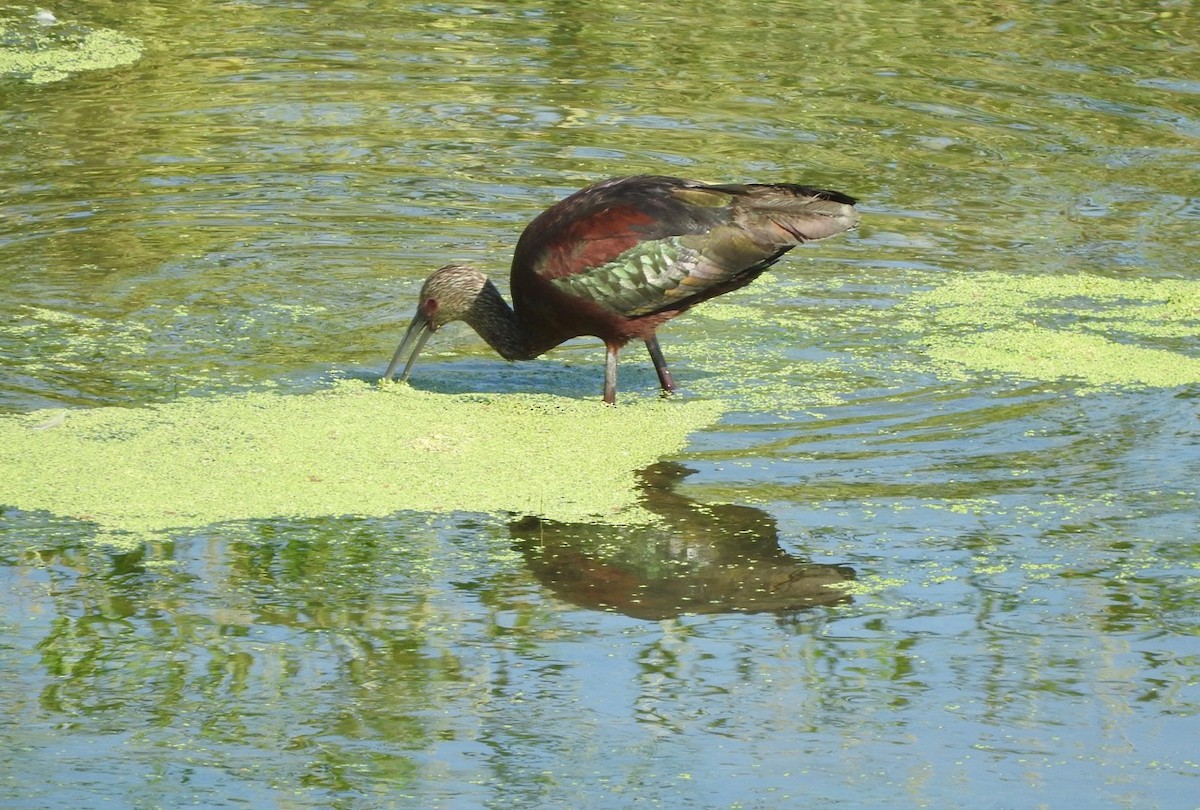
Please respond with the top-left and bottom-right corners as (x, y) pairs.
(510, 176), (727, 282)
(507, 175), (858, 347)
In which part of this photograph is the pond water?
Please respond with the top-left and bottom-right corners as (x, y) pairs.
(2, 1), (1199, 807)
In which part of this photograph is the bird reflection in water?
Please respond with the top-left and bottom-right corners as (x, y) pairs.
(510, 462), (856, 619)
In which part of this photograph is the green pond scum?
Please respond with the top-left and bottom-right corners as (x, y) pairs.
(0, 380), (725, 539)
(0, 12), (142, 84)
(896, 271), (1200, 389)
(2, 270), (1195, 544)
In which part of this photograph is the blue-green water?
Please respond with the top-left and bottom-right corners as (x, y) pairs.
(2, 1), (1198, 807)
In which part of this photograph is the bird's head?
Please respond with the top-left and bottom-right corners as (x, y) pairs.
(383, 263), (489, 383)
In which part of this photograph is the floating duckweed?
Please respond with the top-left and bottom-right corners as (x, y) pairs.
(0, 13), (143, 84)
(1, 305), (155, 379)
(0, 380), (726, 536)
(825, 574), (907, 596)
(898, 272), (1200, 388)
(683, 296), (862, 413)
(929, 327), (1200, 388)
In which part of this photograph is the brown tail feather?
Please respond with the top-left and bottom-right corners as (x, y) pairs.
(728, 184), (860, 244)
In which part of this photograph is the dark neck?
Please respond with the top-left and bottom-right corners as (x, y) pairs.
(465, 280), (543, 362)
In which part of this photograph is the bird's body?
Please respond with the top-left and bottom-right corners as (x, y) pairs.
(385, 175), (859, 403)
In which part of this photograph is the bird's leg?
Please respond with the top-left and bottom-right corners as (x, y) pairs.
(604, 343), (619, 405)
(644, 335), (676, 395)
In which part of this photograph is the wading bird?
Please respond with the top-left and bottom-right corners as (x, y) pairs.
(384, 175), (858, 404)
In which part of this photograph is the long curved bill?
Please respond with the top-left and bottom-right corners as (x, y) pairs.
(383, 311), (434, 382)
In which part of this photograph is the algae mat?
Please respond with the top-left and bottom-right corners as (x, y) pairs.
(0, 381), (725, 536)
(0, 13), (143, 84)
(897, 272), (1200, 388)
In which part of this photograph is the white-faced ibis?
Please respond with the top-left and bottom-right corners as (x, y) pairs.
(384, 175), (859, 403)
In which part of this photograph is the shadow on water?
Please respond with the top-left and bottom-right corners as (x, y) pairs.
(510, 461), (856, 619)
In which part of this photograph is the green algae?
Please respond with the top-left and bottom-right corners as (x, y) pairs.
(659, 268), (1200, 413)
(0, 13), (142, 84)
(677, 272), (865, 414)
(928, 327), (1200, 388)
(0, 380), (725, 537)
(896, 272), (1200, 389)
(824, 573), (906, 597)
(4, 304), (153, 374)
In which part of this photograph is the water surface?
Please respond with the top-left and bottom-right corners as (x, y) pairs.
(2, 1), (1198, 807)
